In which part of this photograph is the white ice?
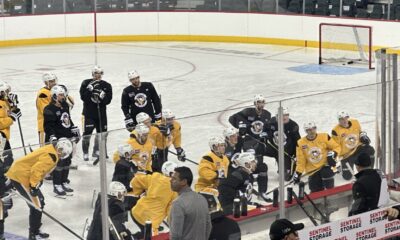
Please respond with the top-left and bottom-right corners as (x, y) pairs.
(0, 41), (377, 239)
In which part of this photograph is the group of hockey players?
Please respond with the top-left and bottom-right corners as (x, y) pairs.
(0, 65), (377, 240)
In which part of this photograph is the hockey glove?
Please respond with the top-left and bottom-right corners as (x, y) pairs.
(71, 126), (81, 143)
(176, 147), (186, 162)
(327, 151), (337, 167)
(49, 135), (57, 147)
(259, 132), (268, 138)
(125, 118), (135, 132)
(238, 121), (247, 136)
(159, 124), (171, 137)
(9, 108), (21, 121)
(154, 113), (162, 122)
(292, 171), (302, 184)
(30, 186), (40, 197)
(360, 132), (371, 145)
(8, 93), (19, 108)
(87, 81), (100, 92)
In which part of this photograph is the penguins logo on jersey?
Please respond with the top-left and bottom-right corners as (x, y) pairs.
(344, 133), (359, 149)
(134, 93), (148, 108)
(308, 147), (322, 163)
(244, 182), (253, 202)
(251, 121), (264, 135)
(136, 151), (149, 169)
(273, 131), (287, 146)
(61, 112), (71, 128)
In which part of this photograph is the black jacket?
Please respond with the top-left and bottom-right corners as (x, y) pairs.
(121, 82), (161, 123)
(349, 169), (382, 216)
(43, 101), (74, 142)
(228, 108), (271, 135)
(265, 117), (301, 156)
(209, 211), (241, 240)
(80, 79), (112, 119)
(87, 194), (130, 240)
(218, 168), (252, 215)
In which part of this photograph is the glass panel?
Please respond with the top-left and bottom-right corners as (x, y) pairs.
(65, 0), (94, 13)
(220, 0), (248, 12)
(33, 0), (64, 14)
(250, 0), (276, 13)
(278, 0), (303, 14)
(192, 0), (219, 11)
(96, 0), (127, 12)
(159, 0), (181, 10)
(127, 0), (157, 11)
(2, 0), (30, 15)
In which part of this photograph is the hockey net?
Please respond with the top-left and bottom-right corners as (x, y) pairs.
(319, 23), (373, 69)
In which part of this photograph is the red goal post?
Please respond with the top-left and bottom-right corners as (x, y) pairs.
(319, 23), (373, 69)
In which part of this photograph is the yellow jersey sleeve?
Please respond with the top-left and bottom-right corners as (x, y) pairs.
(130, 174), (150, 196)
(198, 158), (217, 181)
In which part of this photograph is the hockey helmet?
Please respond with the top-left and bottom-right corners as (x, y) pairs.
(128, 70), (140, 80)
(108, 181), (127, 200)
(56, 138), (73, 160)
(161, 161), (178, 177)
(92, 65), (104, 75)
(223, 126), (239, 138)
(303, 122), (317, 132)
(136, 112), (151, 124)
(51, 85), (66, 101)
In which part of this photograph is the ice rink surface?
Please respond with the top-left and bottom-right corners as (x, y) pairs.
(0, 41), (377, 239)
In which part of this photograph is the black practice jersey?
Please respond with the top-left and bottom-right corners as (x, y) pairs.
(229, 107), (271, 136)
(80, 79), (112, 119)
(266, 117), (301, 156)
(121, 82), (161, 122)
(43, 101), (74, 142)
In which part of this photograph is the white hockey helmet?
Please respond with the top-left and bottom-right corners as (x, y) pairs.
(234, 152), (256, 172)
(161, 161), (178, 177)
(92, 65), (104, 75)
(253, 94), (265, 104)
(4, 82), (11, 93)
(135, 123), (150, 135)
(0, 81), (8, 94)
(51, 85), (66, 101)
(337, 111), (350, 119)
(208, 136), (226, 150)
(303, 122), (317, 131)
(162, 109), (175, 119)
(118, 144), (134, 159)
(223, 126), (239, 138)
(277, 107), (289, 115)
(128, 70), (140, 80)
(136, 112), (151, 124)
(56, 138), (73, 159)
(42, 72), (58, 84)
(108, 181), (127, 200)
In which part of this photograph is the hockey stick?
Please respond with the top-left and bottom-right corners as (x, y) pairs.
(12, 190), (84, 239)
(168, 149), (198, 165)
(244, 134), (293, 159)
(93, 94), (103, 166)
(292, 191), (319, 226)
(17, 118), (27, 155)
(109, 216), (123, 240)
(304, 191), (329, 223)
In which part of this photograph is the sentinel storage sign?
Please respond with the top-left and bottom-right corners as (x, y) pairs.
(298, 208), (400, 240)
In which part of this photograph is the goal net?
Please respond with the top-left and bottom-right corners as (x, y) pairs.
(319, 23), (373, 69)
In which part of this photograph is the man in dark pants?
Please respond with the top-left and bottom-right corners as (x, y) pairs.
(264, 107), (300, 181)
(349, 153), (389, 216)
(43, 85), (80, 196)
(6, 139), (72, 240)
(121, 70), (162, 131)
(80, 66), (112, 162)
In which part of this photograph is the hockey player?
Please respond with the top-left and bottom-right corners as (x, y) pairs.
(293, 122), (341, 193)
(348, 153), (389, 216)
(130, 161), (178, 238)
(43, 85), (80, 196)
(112, 144), (136, 192)
(87, 181), (133, 240)
(332, 111), (375, 180)
(223, 126), (242, 162)
(135, 112), (165, 172)
(218, 152), (257, 215)
(121, 70), (162, 131)
(37, 73), (75, 146)
(0, 135), (12, 240)
(0, 81), (21, 171)
(265, 107), (301, 181)
(125, 123), (154, 173)
(5, 138), (73, 240)
(195, 136), (230, 192)
(155, 108), (185, 166)
(80, 66), (113, 162)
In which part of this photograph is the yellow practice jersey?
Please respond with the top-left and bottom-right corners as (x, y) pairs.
(125, 135), (153, 172)
(131, 173), (178, 234)
(130, 125), (163, 150)
(296, 133), (341, 175)
(195, 151), (230, 192)
(6, 144), (59, 188)
(36, 87), (51, 132)
(332, 119), (362, 158)
(0, 99), (13, 140)
(155, 120), (182, 149)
